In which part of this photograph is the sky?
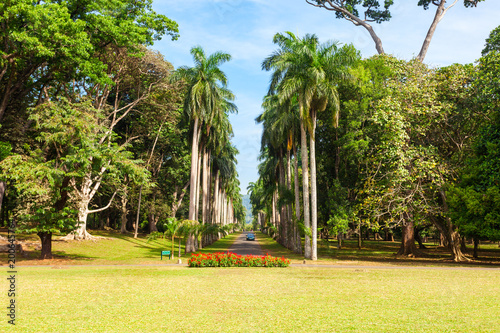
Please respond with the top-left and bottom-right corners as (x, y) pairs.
(151, 0), (500, 194)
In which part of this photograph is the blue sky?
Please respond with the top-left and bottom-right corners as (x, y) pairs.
(152, 0), (500, 194)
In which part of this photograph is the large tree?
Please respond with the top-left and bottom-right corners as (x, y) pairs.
(305, 0), (485, 61)
(0, 0), (179, 226)
(172, 46), (236, 252)
(262, 32), (357, 260)
(448, 33), (500, 257)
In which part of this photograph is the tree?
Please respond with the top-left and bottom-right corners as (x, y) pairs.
(305, 0), (485, 61)
(0, 0), (179, 230)
(262, 31), (357, 260)
(448, 37), (500, 258)
(0, 99), (147, 258)
(0, 0), (178, 124)
(172, 46), (236, 252)
(355, 56), (479, 260)
(482, 25), (500, 56)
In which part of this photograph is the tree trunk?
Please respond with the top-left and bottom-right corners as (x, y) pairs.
(194, 145), (202, 222)
(279, 149), (287, 246)
(148, 214), (157, 233)
(286, 147), (293, 250)
(309, 112), (318, 261)
(358, 220), (362, 249)
(186, 118), (201, 253)
(202, 148), (210, 224)
(120, 190), (128, 234)
(432, 190), (470, 261)
(334, 129), (340, 180)
(171, 180), (190, 218)
(188, 117), (200, 221)
(38, 231), (52, 260)
(473, 238), (479, 259)
(134, 185), (142, 238)
(414, 229), (427, 249)
(0, 181), (5, 217)
(148, 192), (158, 233)
(397, 217), (420, 257)
(300, 121), (311, 259)
(417, 0), (458, 62)
(293, 144), (302, 254)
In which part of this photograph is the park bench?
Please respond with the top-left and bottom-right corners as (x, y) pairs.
(161, 250), (172, 260)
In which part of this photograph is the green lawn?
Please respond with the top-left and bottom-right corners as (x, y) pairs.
(4, 265), (500, 332)
(1, 230), (239, 266)
(256, 232), (500, 267)
(2, 230), (500, 332)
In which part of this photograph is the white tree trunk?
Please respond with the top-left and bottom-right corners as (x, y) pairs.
(310, 114), (318, 261)
(188, 117), (200, 221)
(293, 145), (302, 254)
(202, 148), (210, 224)
(194, 145), (202, 222)
(300, 121), (311, 259)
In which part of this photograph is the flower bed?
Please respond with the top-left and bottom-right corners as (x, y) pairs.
(188, 252), (290, 267)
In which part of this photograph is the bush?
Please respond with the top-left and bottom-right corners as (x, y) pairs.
(188, 252), (290, 268)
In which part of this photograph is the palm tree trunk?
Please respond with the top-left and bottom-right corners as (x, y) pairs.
(293, 144), (302, 254)
(310, 112), (318, 261)
(188, 117), (200, 221)
(194, 144), (202, 223)
(202, 148), (210, 224)
(300, 121), (311, 259)
(187, 118), (201, 253)
(286, 147), (293, 250)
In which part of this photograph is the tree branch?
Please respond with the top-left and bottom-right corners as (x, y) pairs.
(88, 191), (117, 214)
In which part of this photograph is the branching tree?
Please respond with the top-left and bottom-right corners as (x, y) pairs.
(305, 0), (485, 61)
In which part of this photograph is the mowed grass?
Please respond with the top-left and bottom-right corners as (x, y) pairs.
(256, 232), (500, 267)
(4, 265), (500, 332)
(1, 230), (239, 266)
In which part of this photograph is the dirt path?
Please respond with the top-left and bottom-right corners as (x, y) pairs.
(227, 231), (265, 256)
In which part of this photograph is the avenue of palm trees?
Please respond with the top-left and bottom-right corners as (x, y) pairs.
(249, 32), (357, 260)
(173, 46), (244, 253)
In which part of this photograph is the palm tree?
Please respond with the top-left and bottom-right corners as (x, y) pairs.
(172, 46), (234, 221)
(263, 32), (357, 260)
(164, 217), (181, 259)
(172, 46), (235, 252)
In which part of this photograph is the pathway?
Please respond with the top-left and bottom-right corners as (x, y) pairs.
(227, 231), (265, 256)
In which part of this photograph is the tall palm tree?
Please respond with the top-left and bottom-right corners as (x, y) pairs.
(172, 46), (235, 252)
(263, 32), (357, 260)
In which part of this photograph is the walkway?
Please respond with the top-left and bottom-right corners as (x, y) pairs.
(227, 231), (265, 256)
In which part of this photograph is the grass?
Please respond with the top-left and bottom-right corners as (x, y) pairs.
(0, 230), (240, 266)
(4, 265), (500, 332)
(1, 230), (499, 332)
(256, 232), (500, 267)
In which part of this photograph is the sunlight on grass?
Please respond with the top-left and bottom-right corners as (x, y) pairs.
(5, 230), (240, 265)
(6, 266), (500, 332)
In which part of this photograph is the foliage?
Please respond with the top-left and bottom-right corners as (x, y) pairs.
(0, 151), (77, 235)
(309, 0), (394, 24)
(447, 46), (500, 241)
(0, 141), (12, 161)
(188, 252), (291, 267)
(482, 24), (500, 56)
(0, 0), (179, 126)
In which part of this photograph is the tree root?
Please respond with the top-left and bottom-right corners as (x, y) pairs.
(61, 230), (106, 242)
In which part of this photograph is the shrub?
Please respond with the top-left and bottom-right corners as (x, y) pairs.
(188, 252), (290, 267)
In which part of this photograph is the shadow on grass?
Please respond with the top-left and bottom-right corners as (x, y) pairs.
(257, 232), (500, 267)
(4, 229), (242, 264)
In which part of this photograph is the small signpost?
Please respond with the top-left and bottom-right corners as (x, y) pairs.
(161, 250), (172, 260)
